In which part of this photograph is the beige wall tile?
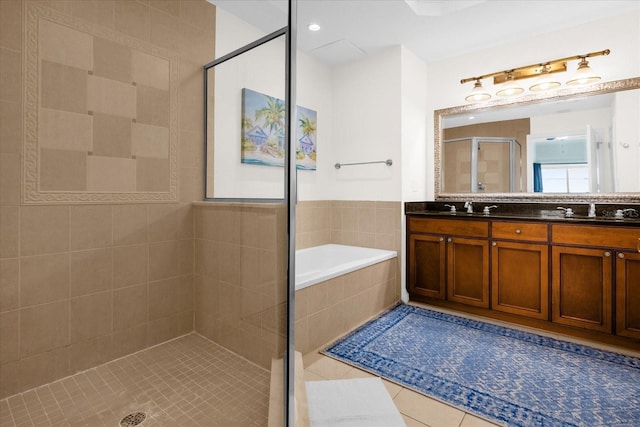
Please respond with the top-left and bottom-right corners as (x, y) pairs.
(0, 361), (18, 398)
(110, 324), (146, 359)
(180, 274), (193, 311)
(71, 0), (115, 29)
(149, 204), (179, 242)
(0, 0), (22, 51)
(136, 157), (169, 191)
(68, 335), (110, 373)
(17, 347), (68, 393)
(1, 101), (22, 154)
(0, 207), (19, 259)
(358, 207), (376, 233)
(0, 310), (19, 364)
(113, 283), (148, 331)
(179, 60), (203, 132)
(180, 129), (203, 169)
(40, 60), (87, 114)
(113, 205), (148, 246)
(194, 239), (218, 277)
(136, 85), (169, 127)
(20, 253), (69, 307)
(180, 167), (201, 202)
(180, 239), (193, 274)
(179, 20), (213, 64)
(113, 244), (148, 288)
(179, 204), (193, 239)
(87, 75), (136, 118)
(149, 240), (180, 281)
(375, 207), (396, 234)
(39, 19), (93, 71)
(131, 123), (169, 159)
(70, 248), (113, 297)
(20, 300), (69, 357)
(70, 292), (112, 343)
(39, 148), (88, 191)
(0, 153), (20, 205)
(178, 310), (193, 335)
(147, 314), (180, 346)
(149, 276), (180, 320)
(0, 48), (21, 103)
(132, 50), (169, 90)
(93, 37), (131, 84)
(0, 259), (19, 312)
(150, 7), (180, 52)
(20, 206), (69, 256)
(114, 0), (150, 41)
(150, 0), (180, 17)
(86, 155), (137, 192)
(38, 108), (93, 152)
(219, 243), (240, 285)
(69, 205), (113, 251)
(92, 113), (132, 158)
(180, 0), (215, 31)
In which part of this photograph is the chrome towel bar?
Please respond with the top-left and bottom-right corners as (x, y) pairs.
(335, 159), (393, 169)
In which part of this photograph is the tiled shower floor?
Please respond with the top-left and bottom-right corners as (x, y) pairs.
(0, 334), (270, 427)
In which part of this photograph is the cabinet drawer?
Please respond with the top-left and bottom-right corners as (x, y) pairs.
(409, 217), (488, 238)
(492, 221), (548, 242)
(552, 224), (640, 250)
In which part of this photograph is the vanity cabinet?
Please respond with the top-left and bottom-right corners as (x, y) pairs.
(407, 217), (489, 308)
(616, 251), (640, 340)
(491, 221), (549, 320)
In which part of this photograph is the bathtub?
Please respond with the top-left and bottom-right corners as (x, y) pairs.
(295, 244), (397, 290)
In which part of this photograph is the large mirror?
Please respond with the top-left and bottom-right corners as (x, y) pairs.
(435, 77), (640, 202)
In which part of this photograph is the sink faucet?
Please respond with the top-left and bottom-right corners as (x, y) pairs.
(483, 205), (498, 215)
(464, 201), (473, 214)
(557, 206), (574, 218)
(588, 203), (596, 218)
(444, 204), (457, 213)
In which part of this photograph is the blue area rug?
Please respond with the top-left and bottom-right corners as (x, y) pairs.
(323, 304), (640, 427)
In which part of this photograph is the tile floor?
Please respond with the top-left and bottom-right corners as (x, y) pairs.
(0, 334), (270, 427)
(303, 352), (501, 427)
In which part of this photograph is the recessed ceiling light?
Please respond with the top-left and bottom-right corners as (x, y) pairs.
(308, 23), (321, 32)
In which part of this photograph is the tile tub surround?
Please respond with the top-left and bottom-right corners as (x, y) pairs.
(0, 0), (215, 398)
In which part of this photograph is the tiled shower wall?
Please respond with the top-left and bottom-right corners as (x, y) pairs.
(193, 203), (288, 369)
(0, 0), (214, 398)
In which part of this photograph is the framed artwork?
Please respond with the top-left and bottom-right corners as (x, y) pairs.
(241, 88), (316, 170)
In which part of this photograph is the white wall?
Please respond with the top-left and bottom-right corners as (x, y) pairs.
(422, 11), (640, 201)
(613, 90), (640, 192)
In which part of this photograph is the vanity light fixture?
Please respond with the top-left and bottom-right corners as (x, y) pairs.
(496, 71), (524, 97)
(461, 49), (610, 102)
(566, 57), (601, 85)
(529, 65), (561, 92)
(464, 79), (492, 103)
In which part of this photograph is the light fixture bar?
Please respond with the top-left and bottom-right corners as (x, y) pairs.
(460, 49), (610, 85)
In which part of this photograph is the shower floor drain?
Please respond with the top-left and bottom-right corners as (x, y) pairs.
(119, 412), (147, 427)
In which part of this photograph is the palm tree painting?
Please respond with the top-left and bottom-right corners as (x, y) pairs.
(241, 88), (317, 170)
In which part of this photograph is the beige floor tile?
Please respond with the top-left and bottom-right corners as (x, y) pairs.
(394, 388), (465, 427)
(460, 413), (502, 427)
(303, 370), (326, 382)
(403, 414), (431, 427)
(304, 355), (352, 380)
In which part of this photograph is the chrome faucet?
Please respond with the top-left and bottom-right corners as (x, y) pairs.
(444, 204), (457, 213)
(557, 206), (574, 218)
(588, 203), (596, 218)
(483, 205), (498, 215)
(464, 201), (473, 214)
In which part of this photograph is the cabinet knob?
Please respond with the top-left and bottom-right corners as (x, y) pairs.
(618, 253), (625, 259)
(492, 242), (497, 247)
(447, 238), (452, 243)
(515, 229), (522, 234)
(439, 237), (444, 242)
(604, 251), (611, 257)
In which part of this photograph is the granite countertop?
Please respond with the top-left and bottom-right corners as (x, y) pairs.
(405, 202), (640, 227)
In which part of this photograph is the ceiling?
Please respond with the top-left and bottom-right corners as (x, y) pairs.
(207, 0), (640, 66)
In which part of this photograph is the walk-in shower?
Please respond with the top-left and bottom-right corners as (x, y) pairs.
(443, 136), (523, 193)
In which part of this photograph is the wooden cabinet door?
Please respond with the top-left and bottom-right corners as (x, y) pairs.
(447, 237), (489, 308)
(616, 251), (640, 340)
(551, 246), (612, 333)
(408, 234), (446, 299)
(491, 241), (549, 320)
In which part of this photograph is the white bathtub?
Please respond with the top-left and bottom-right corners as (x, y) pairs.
(295, 244), (397, 290)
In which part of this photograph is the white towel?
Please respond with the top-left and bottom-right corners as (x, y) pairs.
(305, 377), (406, 427)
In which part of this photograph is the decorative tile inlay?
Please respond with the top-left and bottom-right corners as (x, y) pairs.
(24, 3), (178, 203)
